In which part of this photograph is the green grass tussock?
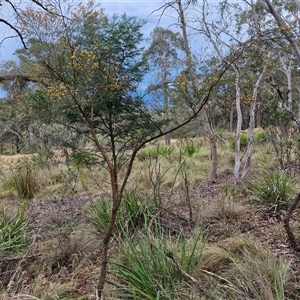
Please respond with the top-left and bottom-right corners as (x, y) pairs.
(247, 169), (296, 211)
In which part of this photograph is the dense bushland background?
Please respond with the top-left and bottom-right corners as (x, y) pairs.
(1, 0), (300, 299)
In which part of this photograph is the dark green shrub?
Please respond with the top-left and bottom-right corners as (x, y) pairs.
(70, 151), (97, 169)
(215, 127), (231, 141)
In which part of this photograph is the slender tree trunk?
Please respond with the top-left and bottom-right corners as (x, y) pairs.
(97, 200), (120, 294)
(230, 102), (234, 132)
(163, 63), (171, 145)
(233, 69), (242, 180)
(202, 109), (218, 183)
(278, 55), (300, 130)
(256, 100), (261, 128)
(284, 193), (300, 251)
(177, 0), (218, 181)
(241, 71), (265, 179)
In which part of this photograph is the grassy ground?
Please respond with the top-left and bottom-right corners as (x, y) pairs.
(0, 134), (300, 299)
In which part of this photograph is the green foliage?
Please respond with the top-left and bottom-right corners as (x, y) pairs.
(122, 192), (156, 230)
(230, 133), (248, 150)
(137, 144), (174, 160)
(12, 160), (39, 199)
(84, 192), (156, 234)
(0, 204), (28, 256)
(70, 152), (97, 170)
(215, 127), (231, 140)
(184, 142), (198, 157)
(247, 169), (296, 211)
(85, 198), (116, 234)
(255, 130), (269, 144)
(111, 228), (203, 299)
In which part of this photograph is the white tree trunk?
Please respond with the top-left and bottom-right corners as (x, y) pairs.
(233, 69), (242, 180)
(278, 54), (300, 130)
(202, 109), (218, 182)
(241, 71), (265, 179)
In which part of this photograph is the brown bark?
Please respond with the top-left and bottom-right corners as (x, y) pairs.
(0, 74), (46, 85)
(283, 193), (300, 252)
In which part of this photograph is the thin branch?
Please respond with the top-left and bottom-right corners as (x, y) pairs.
(0, 121), (27, 144)
(166, 251), (201, 285)
(0, 34), (19, 44)
(0, 18), (27, 48)
(0, 253), (41, 262)
(0, 73), (47, 85)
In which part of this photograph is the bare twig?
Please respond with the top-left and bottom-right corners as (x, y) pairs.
(166, 251), (200, 285)
(0, 253), (41, 263)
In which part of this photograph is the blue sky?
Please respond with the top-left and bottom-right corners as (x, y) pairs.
(0, 0), (246, 61)
(0, 0), (178, 98)
(0, 0), (174, 61)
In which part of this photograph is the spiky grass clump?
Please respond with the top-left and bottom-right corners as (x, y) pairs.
(198, 237), (290, 300)
(110, 229), (289, 299)
(184, 142), (198, 157)
(137, 144), (174, 161)
(11, 160), (40, 199)
(0, 204), (28, 256)
(230, 133), (248, 150)
(110, 228), (204, 300)
(202, 192), (247, 221)
(247, 169), (296, 211)
(84, 192), (156, 235)
(255, 130), (269, 144)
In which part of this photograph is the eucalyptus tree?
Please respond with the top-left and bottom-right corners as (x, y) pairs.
(155, 0), (224, 182)
(144, 27), (185, 144)
(252, 0), (300, 252)
(252, 0), (300, 129)
(190, 0), (272, 180)
(257, 0), (300, 63)
(0, 0), (230, 295)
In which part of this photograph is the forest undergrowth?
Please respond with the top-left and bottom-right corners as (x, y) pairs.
(0, 134), (300, 299)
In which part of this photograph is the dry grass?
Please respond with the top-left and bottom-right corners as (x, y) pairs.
(202, 193), (248, 221)
(0, 138), (298, 299)
(198, 236), (291, 299)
